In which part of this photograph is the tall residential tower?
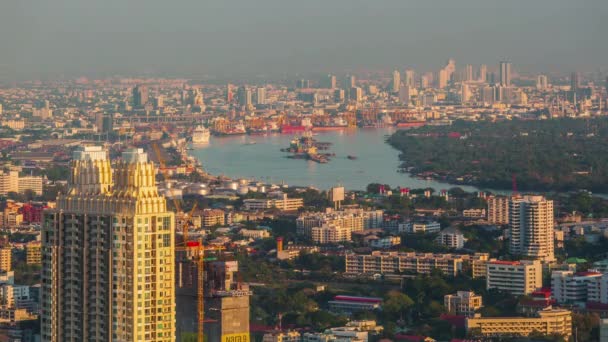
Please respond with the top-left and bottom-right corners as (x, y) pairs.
(41, 146), (175, 342)
(509, 195), (554, 262)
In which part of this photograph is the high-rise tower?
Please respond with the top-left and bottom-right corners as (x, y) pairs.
(133, 85), (149, 108)
(41, 146), (175, 342)
(392, 70), (401, 93)
(509, 195), (554, 262)
(499, 61), (512, 87)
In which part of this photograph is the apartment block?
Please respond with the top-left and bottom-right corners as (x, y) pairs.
(509, 195), (555, 262)
(552, 270), (602, 304)
(486, 260), (543, 295)
(487, 196), (510, 224)
(466, 308), (572, 339)
(345, 251), (485, 276)
(41, 147), (175, 342)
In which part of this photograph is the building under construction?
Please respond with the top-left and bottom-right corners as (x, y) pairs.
(176, 257), (251, 342)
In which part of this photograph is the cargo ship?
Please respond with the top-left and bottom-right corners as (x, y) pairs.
(191, 125), (210, 144)
(281, 125), (307, 134)
(396, 121), (426, 128)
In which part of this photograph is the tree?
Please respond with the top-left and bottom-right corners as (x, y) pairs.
(383, 290), (414, 320)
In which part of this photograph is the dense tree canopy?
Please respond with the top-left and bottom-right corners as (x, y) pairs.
(388, 118), (608, 192)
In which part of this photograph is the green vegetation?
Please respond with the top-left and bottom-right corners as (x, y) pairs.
(388, 118), (608, 192)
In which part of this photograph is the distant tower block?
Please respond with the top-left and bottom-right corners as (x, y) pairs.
(329, 186), (345, 210)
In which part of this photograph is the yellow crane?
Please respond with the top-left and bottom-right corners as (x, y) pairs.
(175, 240), (225, 342)
(152, 142), (224, 342)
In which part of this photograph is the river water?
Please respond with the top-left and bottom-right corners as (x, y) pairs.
(191, 128), (481, 192)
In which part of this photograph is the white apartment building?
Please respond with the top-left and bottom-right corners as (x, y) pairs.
(509, 195), (555, 262)
(243, 195), (304, 211)
(0, 171), (43, 196)
(486, 260), (543, 295)
(552, 270), (602, 304)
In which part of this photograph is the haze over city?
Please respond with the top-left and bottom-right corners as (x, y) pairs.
(2, 0), (607, 81)
(3, 1), (608, 341)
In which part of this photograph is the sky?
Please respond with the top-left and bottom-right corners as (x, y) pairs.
(1, 0), (606, 81)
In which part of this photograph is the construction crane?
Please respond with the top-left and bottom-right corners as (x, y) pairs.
(175, 239), (225, 342)
(153, 142), (225, 342)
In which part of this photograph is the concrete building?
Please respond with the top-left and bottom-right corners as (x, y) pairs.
(243, 195), (304, 212)
(328, 295), (382, 315)
(399, 221), (441, 234)
(25, 241), (41, 265)
(204, 261), (251, 342)
(486, 260), (543, 295)
(444, 291), (483, 317)
(499, 61), (512, 87)
(0, 248), (10, 273)
(311, 224), (351, 244)
(509, 195), (555, 262)
(466, 308), (571, 339)
(297, 209), (379, 238)
(345, 251), (486, 277)
(239, 229), (270, 239)
(41, 146), (175, 342)
(436, 227), (466, 249)
(392, 70), (401, 93)
(17, 175), (43, 196)
(368, 236), (401, 249)
(601, 318), (608, 342)
(201, 209), (226, 227)
(552, 270), (602, 305)
(263, 330), (301, 342)
(487, 196), (509, 224)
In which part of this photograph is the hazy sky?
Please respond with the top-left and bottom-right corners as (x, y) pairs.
(1, 0), (606, 81)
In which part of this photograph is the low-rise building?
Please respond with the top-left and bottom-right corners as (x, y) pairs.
(486, 260), (543, 295)
(463, 208), (486, 218)
(276, 246), (320, 260)
(398, 221), (441, 234)
(328, 295), (382, 315)
(466, 308), (572, 339)
(444, 291), (483, 317)
(552, 270), (602, 305)
(243, 194), (304, 212)
(346, 251), (480, 277)
(239, 229), (270, 239)
(368, 236), (401, 249)
(263, 330), (301, 342)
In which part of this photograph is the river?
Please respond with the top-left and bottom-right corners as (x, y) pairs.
(191, 128), (482, 192)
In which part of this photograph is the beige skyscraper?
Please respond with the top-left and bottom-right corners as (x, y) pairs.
(392, 70), (401, 93)
(509, 195), (554, 262)
(41, 146), (175, 342)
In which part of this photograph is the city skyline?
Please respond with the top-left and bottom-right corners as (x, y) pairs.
(2, 0), (607, 81)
